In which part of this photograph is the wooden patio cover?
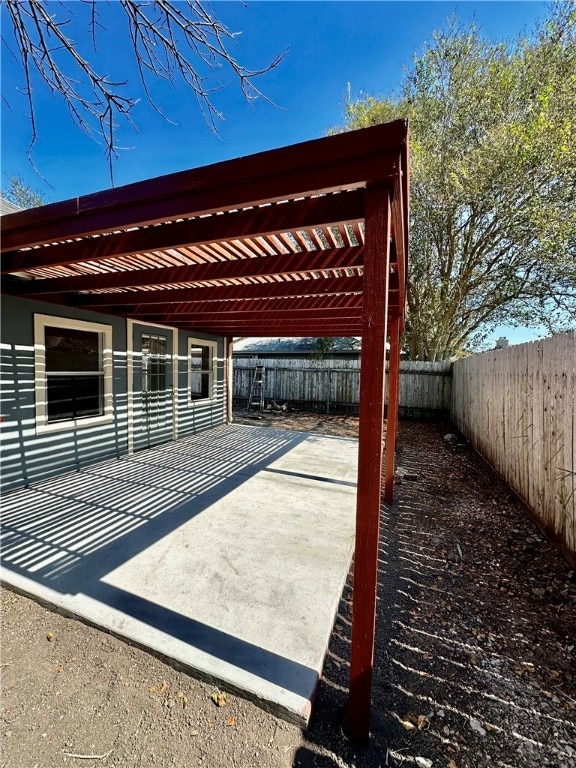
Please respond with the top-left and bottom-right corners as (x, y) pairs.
(1, 119), (409, 742)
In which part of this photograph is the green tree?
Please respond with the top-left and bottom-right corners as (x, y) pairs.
(2, 176), (44, 209)
(334, 4), (576, 360)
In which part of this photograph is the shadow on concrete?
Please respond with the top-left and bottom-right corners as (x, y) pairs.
(1, 425), (317, 697)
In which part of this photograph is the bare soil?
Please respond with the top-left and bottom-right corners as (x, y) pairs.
(1, 412), (574, 768)
(233, 407), (360, 439)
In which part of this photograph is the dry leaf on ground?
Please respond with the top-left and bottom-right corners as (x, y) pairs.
(211, 690), (228, 707)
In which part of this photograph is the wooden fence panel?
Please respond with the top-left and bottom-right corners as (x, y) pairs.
(452, 332), (575, 566)
(394, 361), (452, 413)
(233, 357), (451, 416)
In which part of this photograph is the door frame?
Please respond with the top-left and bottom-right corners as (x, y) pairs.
(127, 319), (179, 454)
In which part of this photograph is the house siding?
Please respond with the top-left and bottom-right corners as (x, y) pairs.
(0, 295), (225, 492)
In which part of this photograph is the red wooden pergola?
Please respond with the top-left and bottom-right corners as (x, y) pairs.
(1, 120), (409, 742)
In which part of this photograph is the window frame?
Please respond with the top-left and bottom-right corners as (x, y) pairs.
(34, 314), (114, 434)
(187, 338), (218, 405)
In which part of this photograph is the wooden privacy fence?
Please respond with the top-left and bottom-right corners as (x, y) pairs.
(233, 357), (452, 417)
(451, 332), (576, 567)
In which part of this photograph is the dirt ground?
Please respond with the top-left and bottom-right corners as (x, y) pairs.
(1, 411), (575, 768)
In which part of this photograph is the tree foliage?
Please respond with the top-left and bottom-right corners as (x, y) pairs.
(3, 1), (283, 180)
(312, 336), (360, 360)
(334, 4), (576, 360)
(2, 176), (44, 209)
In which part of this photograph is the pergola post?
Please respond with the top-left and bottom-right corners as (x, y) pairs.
(384, 313), (401, 504)
(346, 185), (391, 744)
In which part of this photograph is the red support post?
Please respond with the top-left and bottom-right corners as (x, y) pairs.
(346, 186), (391, 744)
(384, 313), (401, 504)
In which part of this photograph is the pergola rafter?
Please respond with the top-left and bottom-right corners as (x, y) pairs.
(5, 245), (365, 295)
(1, 191), (365, 275)
(127, 292), (366, 316)
(0, 119), (410, 744)
(75, 274), (365, 308)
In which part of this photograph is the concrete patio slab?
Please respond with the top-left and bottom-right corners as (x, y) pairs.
(0, 424), (357, 724)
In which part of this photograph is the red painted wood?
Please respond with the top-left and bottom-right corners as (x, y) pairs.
(165, 324), (362, 335)
(10, 245), (364, 295)
(2, 192), (364, 274)
(399, 128), (410, 333)
(125, 292), (365, 316)
(1, 121), (407, 250)
(76, 275), (364, 307)
(0, 122), (410, 747)
(166, 319), (362, 330)
(142, 307), (361, 322)
(384, 313), (401, 504)
(175, 325), (362, 337)
(346, 185), (391, 744)
(392, 162), (407, 302)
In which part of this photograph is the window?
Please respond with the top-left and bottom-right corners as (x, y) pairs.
(34, 315), (113, 431)
(141, 334), (168, 395)
(188, 339), (217, 402)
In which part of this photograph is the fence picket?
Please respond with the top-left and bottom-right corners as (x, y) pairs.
(233, 357), (452, 416)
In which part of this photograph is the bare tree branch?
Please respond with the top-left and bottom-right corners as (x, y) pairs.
(3, 0), (286, 183)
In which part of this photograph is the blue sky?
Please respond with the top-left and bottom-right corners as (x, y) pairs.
(1, 1), (550, 346)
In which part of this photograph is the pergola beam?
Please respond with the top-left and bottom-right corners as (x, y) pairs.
(176, 325), (362, 335)
(1, 121), (406, 250)
(160, 317), (364, 333)
(162, 318), (362, 329)
(391, 161), (407, 304)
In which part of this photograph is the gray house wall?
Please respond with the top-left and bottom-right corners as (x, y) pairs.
(0, 295), (225, 492)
